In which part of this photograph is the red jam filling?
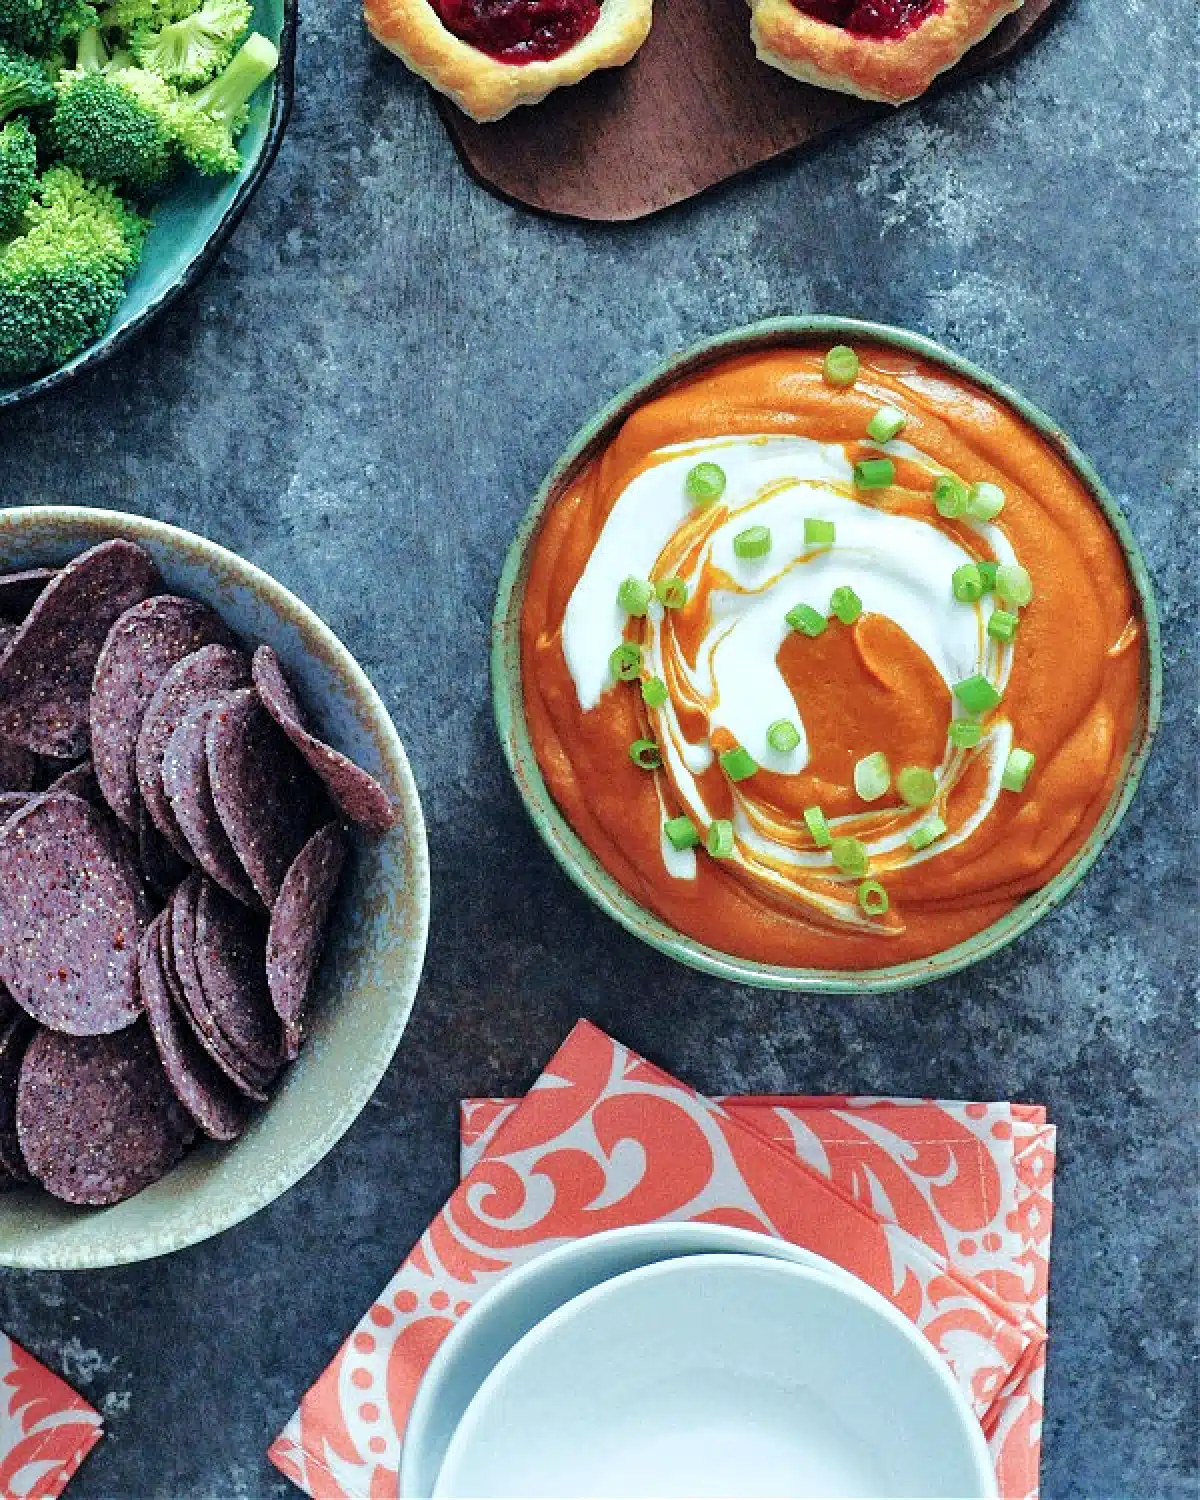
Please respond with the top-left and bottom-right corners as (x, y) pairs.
(432, 0), (601, 62)
(790, 0), (943, 39)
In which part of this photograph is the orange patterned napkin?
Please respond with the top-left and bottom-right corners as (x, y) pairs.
(270, 1020), (1054, 1500)
(0, 1333), (103, 1498)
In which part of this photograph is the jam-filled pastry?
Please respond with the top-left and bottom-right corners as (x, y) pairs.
(750, 0), (1025, 104)
(365, 0), (653, 121)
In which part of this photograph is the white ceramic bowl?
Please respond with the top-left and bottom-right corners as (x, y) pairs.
(401, 1222), (858, 1497)
(432, 1253), (997, 1500)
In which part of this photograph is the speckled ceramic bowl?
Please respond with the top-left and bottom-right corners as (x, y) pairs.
(0, 0), (296, 412)
(0, 508), (429, 1269)
(492, 317), (1162, 994)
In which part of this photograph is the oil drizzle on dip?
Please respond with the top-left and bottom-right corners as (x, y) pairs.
(520, 347), (1145, 970)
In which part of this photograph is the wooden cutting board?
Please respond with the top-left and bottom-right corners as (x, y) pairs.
(438, 0), (1061, 221)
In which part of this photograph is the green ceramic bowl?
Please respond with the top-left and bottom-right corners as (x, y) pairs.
(492, 317), (1162, 994)
(0, 507), (429, 1268)
(0, 0), (297, 412)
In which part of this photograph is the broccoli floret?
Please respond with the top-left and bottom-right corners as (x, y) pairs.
(0, 164), (145, 379)
(0, 0), (95, 55)
(131, 0), (249, 86)
(53, 62), (175, 193)
(0, 114), (35, 232)
(0, 39), (55, 121)
(97, 0), (195, 35)
(171, 28), (273, 175)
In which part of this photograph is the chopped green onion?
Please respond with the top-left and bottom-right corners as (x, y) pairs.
(733, 525), (772, 560)
(857, 879), (889, 917)
(719, 746), (758, 782)
(1001, 747), (1036, 793)
(685, 461), (726, 505)
(617, 576), (654, 616)
(908, 817), (947, 851)
(967, 482), (1006, 522)
(829, 585), (862, 625)
(629, 738), (661, 770)
(831, 837), (869, 877)
(995, 563), (1033, 608)
(933, 474), (969, 518)
(978, 561), (999, 592)
(867, 406), (907, 443)
(952, 563), (984, 603)
(803, 806), (832, 849)
(854, 751), (891, 802)
(823, 345), (859, 388)
(664, 815), (700, 851)
(656, 576), (689, 609)
(896, 766), (938, 807)
(948, 719), (983, 749)
(854, 457), (894, 490)
(609, 642), (642, 682)
(953, 674), (1003, 714)
(786, 603), (827, 638)
(641, 676), (669, 708)
(706, 819), (735, 858)
(988, 608), (1020, 643)
(804, 518), (836, 548)
(767, 719), (801, 753)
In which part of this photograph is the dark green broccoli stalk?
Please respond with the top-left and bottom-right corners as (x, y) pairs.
(0, 163), (145, 379)
(172, 28), (274, 176)
(131, 0), (249, 86)
(52, 63), (176, 193)
(0, 40), (56, 121)
(0, 0), (95, 56)
(0, 114), (35, 233)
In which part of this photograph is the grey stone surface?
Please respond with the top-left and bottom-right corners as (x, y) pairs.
(0, 0), (1196, 1494)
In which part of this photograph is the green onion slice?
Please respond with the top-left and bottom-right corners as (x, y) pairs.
(829, 585), (862, 625)
(978, 561), (999, 592)
(867, 406), (907, 443)
(857, 879), (889, 916)
(995, 563), (1033, 608)
(733, 525), (772, 560)
(609, 642), (642, 682)
(896, 766), (937, 807)
(933, 474), (969, 519)
(948, 719), (983, 749)
(907, 817), (947, 851)
(831, 836), (869, 877)
(803, 806), (832, 849)
(967, 482), (1006, 522)
(617, 576), (654, 617)
(786, 603), (827, 638)
(952, 563), (984, 603)
(854, 457), (894, 490)
(987, 609), (1019, 643)
(685, 461), (726, 505)
(664, 815), (700, 851)
(766, 719), (801, 753)
(656, 576), (689, 609)
(854, 751), (891, 802)
(1001, 747), (1036, 793)
(804, 518), (836, 548)
(629, 738), (662, 770)
(641, 676), (669, 708)
(719, 746), (758, 782)
(823, 345), (859, 388)
(953, 674), (1002, 714)
(706, 819), (735, 858)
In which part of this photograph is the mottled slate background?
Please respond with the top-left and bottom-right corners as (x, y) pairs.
(0, 0), (1196, 1494)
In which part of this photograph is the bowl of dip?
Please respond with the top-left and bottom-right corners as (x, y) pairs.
(493, 318), (1161, 992)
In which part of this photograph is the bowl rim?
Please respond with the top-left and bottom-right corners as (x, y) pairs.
(491, 315), (1164, 995)
(0, 0), (299, 414)
(0, 505), (430, 1269)
(432, 1251), (997, 1500)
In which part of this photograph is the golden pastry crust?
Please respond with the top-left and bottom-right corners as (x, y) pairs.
(750, 0), (1025, 104)
(365, 0), (653, 122)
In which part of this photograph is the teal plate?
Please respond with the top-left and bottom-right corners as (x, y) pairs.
(0, 0), (297, 411)
(492, 317), (1163, 995)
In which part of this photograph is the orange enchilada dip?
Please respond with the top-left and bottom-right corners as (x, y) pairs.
(520, 346), (1146, 970)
